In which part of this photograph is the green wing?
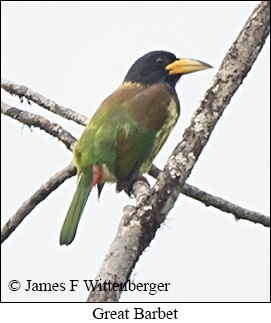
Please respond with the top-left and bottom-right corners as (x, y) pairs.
(114, 125), (156, 190)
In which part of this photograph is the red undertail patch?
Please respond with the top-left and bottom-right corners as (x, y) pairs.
(91, 165), (104, 189)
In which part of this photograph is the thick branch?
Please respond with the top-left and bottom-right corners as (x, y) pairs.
(1, 78), (89, 126)
(1, 101), (77, 151)
(1, 163), (76, 244)
(87, 1), (270, 302)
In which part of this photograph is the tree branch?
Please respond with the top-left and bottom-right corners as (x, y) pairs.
(149, 165), (270, 227)
(1, 78), (89, 126)
(182, 183), (270, 227)
(1, 101), (77, 151)
(87, 1), (270, 302)
(1, 163), (76, 244)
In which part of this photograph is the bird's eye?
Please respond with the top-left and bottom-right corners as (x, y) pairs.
(156, 57), (165, 65)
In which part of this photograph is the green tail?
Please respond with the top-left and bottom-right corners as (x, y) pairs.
(60, 173), (92, 245)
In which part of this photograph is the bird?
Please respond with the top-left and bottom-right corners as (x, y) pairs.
(60, 50), (212, 245)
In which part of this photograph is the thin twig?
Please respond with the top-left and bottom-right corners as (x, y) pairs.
(149, 165), (270, 227)
(182, 183), (270, 226)
(1, 101), (77, 151)
(1, 163), (76, 244)
(1, 78), (89, 126)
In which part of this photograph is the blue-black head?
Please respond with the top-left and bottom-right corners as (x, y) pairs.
(124, 50), (212, 88)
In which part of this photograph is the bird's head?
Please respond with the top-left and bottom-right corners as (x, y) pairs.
(124, 50), (212, 88)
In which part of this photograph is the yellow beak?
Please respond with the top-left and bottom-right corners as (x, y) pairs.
(166, 58), (212, 75)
